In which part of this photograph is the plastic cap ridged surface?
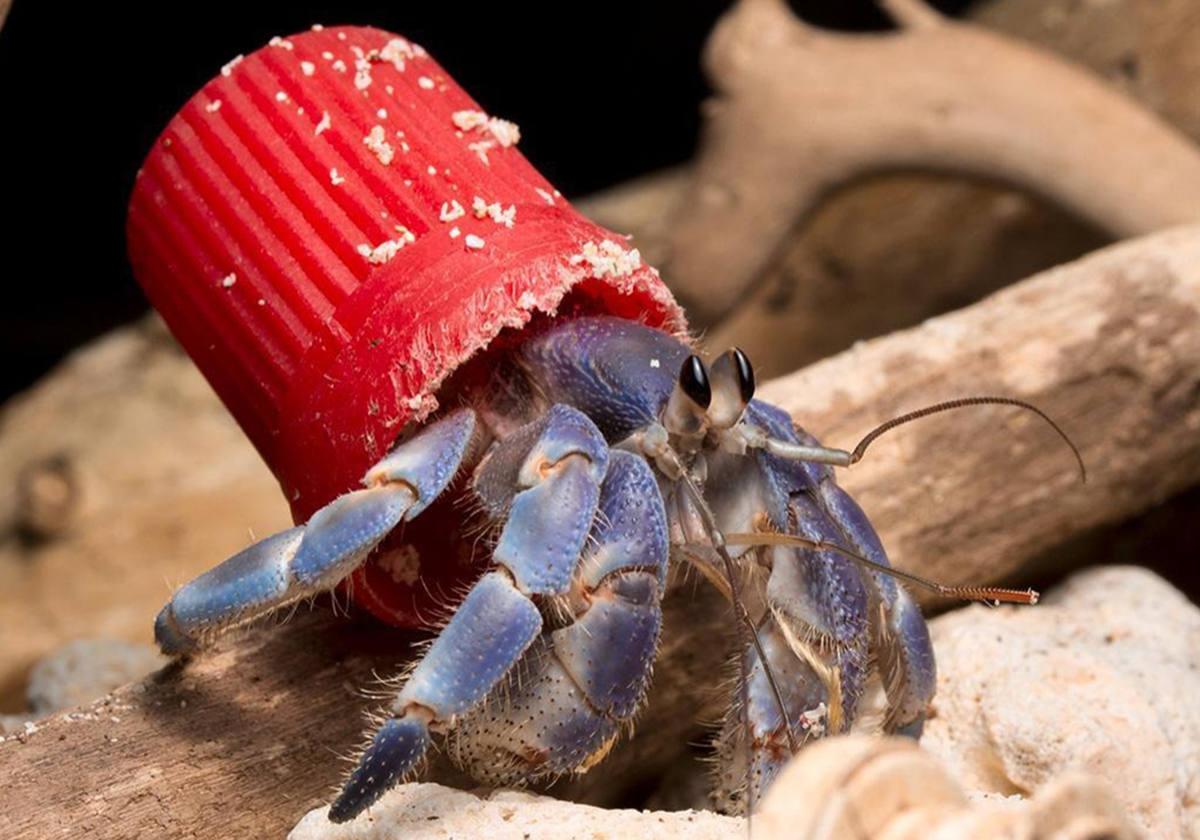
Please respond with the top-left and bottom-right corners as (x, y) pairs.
(127, 25), (684, 625)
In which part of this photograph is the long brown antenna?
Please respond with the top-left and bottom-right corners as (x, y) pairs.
(724, 531), (1040, 606)
(849, 396), (1087, 483)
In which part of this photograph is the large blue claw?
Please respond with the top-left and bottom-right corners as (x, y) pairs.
(328, 717), (431, 823)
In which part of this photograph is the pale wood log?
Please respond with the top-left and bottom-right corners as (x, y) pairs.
(665, 0), (1200, 324)
(2, 226), (1197, 839)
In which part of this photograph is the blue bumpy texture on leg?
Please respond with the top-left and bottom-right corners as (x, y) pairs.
(154, 409), (477, 656)
(329, 572), (542, 822)
(449, 451), (670, 786)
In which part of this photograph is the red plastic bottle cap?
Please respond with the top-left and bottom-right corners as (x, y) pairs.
(127, 25), (686, 626)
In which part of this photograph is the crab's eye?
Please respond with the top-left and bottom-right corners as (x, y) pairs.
(708, 348), (755, 429)
(731, 347), (755, 402)
(678, 355), (712, 408)
(664, 354), (712, 437)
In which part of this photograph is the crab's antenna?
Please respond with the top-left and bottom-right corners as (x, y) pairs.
(747, 396), (1086, 484)
(724, 531), (1039, 606)
(851, 396), (1086, 482)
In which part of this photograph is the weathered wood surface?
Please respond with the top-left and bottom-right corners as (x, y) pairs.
(664, 0), (1200, 325)
(2, 226), (1197, 839)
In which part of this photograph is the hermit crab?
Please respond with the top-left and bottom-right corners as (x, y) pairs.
(128, 26), (1079, 824)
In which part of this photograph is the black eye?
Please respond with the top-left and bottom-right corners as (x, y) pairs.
(678, 355), (712, 408)
(731, 347), (755, 402)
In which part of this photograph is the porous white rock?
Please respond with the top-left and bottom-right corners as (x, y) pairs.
(288, 783), (742, 840)
(26, 638), (165, 715)
(922, 565), (1200, 838)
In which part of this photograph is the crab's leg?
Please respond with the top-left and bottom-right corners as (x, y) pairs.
(816, 482), (936, 737)
(329, 404), (611, 823)
(154, 409), (478, 656)
(714, 616), (830, 813)
(450, 450), (670, 785)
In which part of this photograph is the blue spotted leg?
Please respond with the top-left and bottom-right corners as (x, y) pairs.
(154, 408), (479, 656)
(328, 404), (623, 822)
(449, 450), (669, 785)
(711, 399), (933, 805)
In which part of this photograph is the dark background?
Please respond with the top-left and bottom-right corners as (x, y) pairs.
(0, 0), (971, 401)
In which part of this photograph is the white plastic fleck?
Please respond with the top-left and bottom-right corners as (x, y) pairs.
(465, 234), (485, 250)
(439, 200), (465, 222)
(357, 228), (416, 265)
(363, 125), (395, 165)
(221, 273), (237, 289)
(569, 240), (642, 278)
(220, 55), (244, 77)
(300, 61), (315, 76)
(314, 111), (331, 136)
(418, 76), (435, 90)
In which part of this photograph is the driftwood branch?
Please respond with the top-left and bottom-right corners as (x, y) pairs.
(666, 0), (1200, 324)
(2, 226), (1197, 838)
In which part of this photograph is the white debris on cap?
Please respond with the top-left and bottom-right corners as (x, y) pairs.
(439, 200), (465, 222)
(311, 23), (324, 31)
(220, 54), (244, 77)
(274, 91), (288, 103)
(314, 111), (331, 136)
(377, 108), (388, 119)
(418, 76), (435, 90)
(570, 240), (642, 279)
(535, 187), (555, 205)
(205, 99), (222, 114)
(331, 59), (347, 73)
(449, 226), (461, 239)
(351, 46), (373, 91)
(268, 36), (295, 50)
(467, 140), (495, 165)
(221, 273), (237, 288)
(487, 118), (520, 147)
(300, 61), (315, 76)
(378, 37), (423, 72)
(426, 165), (437, 176)
(471, 197), (516, 228)
(452, 110), (489, 131)
(321, 51), (334, 61)
(329, 168), (346, 186)
(452, 110), (521, 158)
(363, 125), (395, 165)
(464, 234), (485, 250)
(357, 227), (416, 265)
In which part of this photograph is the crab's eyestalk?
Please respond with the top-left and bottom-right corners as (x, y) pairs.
(664, 355), (712, 437)
(708, 347), (755, 430)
